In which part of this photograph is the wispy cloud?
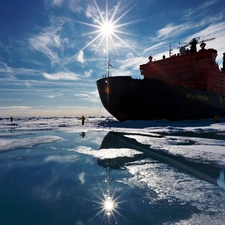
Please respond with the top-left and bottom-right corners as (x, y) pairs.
(0, 64), (41, 78)
(51, 0), (64, 7)
(29, 29), (61, 66)
(84, 69), (93, 78)
(157, 24), (188, 39)
(184, 0), (220, 18)
(42, 71), (80, 80)
(193, 21), (225, 39)
(85, 3), (98, 19)
(143, 42), (166, 55)
(119, 57), (147, 71)
(49, 0), (82, 12)
(74, 90), (99, 102)
(47, 92), (64, 99)
(150, 0), (224, 42)
(0, 106), (32, 110)
(28, 15), (73, 67)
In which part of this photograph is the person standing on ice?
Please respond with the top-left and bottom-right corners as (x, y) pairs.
(80, 115), (85, 125)
(10, 116), (13, 123)
(215, 115), (220, 123)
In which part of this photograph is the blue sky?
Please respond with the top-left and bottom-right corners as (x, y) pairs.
(0, 0), (225, 117)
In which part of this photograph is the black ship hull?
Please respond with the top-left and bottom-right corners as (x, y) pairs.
(96, 76), (225, 121)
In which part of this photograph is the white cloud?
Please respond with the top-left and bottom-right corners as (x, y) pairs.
(47, 92), (64, 99)
(84, 69), (92, 78)
(0, 106), (32, 110)
(28, 15), (70, 65)
(85, 4), (99, 19)
(77, 50), (85, 63)
(69, 0), (82, 13)
(143, 42), (165, 55)
(0, 64), (41, 79)
(29, 32), (60, 65)
(119, 56), (147, 71)
(0, 62), (13, 73)
(52, 0), (64, 6)
(157, 24), (188, 39)
(42, 71), (80, 80)
(25, 82), (31, 87)
(47, 95), (56, 99)
(74, 92), (99, 102)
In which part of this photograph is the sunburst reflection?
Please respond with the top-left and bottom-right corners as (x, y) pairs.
(86, 167), (129, 225)
(104, 196), (114, 214)
(99, 168), (119, 224)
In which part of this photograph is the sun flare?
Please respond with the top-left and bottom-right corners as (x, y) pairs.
(74, 0), (139, 54)
(101, 22), (114, 36)
(65, 0), (140, 69)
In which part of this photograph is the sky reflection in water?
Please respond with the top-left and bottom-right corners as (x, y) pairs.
(0, 129), (225, 224)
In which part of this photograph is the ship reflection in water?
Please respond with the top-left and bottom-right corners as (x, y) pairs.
(98, 131), (225, 190)
(92, 131), (225, 224)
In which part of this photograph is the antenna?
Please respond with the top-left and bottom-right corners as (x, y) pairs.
(199, 37), (215, 44)
(169, 45), (172, 57)
(177, 37), (215, 49)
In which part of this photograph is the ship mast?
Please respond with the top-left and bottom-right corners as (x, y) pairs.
(107, 60), (112, 77)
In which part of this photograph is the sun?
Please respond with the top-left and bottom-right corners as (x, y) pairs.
(101, 22), (114, 36)
(64, 0), (140, 68)
(73, 0), (140, 54)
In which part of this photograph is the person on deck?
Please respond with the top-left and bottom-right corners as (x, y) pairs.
(199, 42), (206, 51)
(148, 56), (153, 63)
(190, 38), (198, 53)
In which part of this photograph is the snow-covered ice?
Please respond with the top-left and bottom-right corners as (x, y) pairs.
(1, 116), (225, 225)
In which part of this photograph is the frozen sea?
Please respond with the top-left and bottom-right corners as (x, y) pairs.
(1, 116), (225, 225)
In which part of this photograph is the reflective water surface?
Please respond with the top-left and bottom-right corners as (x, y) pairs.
(0, 130), (225, 225)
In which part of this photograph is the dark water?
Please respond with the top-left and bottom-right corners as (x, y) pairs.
(0, 130), (225, 225)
